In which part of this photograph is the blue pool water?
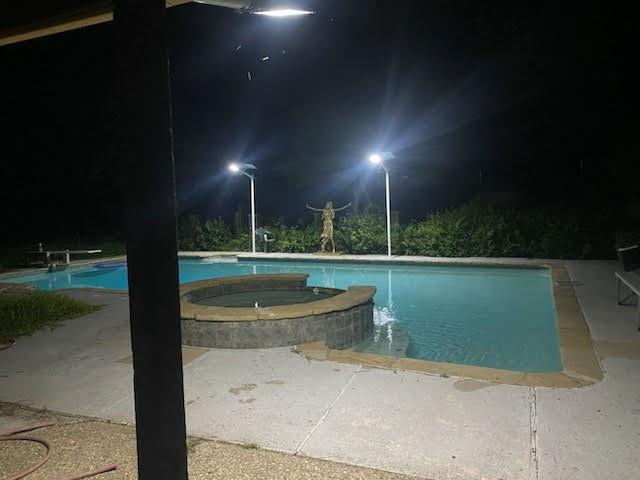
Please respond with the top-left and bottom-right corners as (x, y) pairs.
(2, 259), (562, 372)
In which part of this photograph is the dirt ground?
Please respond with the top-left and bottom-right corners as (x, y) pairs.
(0, 402), (423, 480)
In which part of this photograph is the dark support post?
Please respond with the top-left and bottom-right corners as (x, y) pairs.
(114, 1), (188, 479)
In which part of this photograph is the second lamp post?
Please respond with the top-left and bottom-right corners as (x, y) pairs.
(228, 162), (257, 253)
(368, 152), (394, 257)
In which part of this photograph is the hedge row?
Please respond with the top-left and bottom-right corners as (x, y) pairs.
(178, 205), (629, 259)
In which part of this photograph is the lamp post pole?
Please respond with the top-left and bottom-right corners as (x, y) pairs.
(250, 174), (256, 253)
(228, 163), (257, 253)
(384, 166), (391, 257)
(368, 152), (394, 257)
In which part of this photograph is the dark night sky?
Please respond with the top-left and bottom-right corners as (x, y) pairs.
(0, 0), (635, 244)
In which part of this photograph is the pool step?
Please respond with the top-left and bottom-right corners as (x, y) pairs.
(354, 321), (410, 357)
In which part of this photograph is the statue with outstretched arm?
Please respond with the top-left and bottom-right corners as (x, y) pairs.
(306, 201), (351, 253)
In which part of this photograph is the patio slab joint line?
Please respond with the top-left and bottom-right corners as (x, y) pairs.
(529, 386), (539, 480)
(95, 394), (130, 419)
(294, 365), (362, 455)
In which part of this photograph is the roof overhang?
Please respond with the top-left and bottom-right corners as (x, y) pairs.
(0, 0), (253, 47)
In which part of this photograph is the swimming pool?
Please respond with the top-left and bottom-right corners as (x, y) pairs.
(2, 258), (562, 373)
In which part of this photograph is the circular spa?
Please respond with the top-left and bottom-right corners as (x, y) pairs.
(180, 273), (375, 349)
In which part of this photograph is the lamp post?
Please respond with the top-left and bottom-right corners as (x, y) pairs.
(229, 162), (257, 253)
(368, 152), (394, 257)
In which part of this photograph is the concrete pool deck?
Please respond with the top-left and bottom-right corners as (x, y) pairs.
(1, 259), (639, 479)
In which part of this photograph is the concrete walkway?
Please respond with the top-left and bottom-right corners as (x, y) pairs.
(1, 260), (639, 480)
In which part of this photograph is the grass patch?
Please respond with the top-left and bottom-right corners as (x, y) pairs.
(0, 292), (99, 342)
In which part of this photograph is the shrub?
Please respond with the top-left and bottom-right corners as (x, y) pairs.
(220, 233), (251, 252)
(177, 215), (231, 251)
(336, 214), (401, 254)
(174, 205), (618, 259)
(200, 218), (232, 250)
(177, 215), (202, 251)
(270, 225), (318, 253)
(401, 205), (615, 259)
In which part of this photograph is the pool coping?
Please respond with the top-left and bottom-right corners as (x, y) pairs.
(295, 263), (604, 388)
(238, 252), (551, 269)
(179, 273), (376, 322)
(179, 273), (376, 349)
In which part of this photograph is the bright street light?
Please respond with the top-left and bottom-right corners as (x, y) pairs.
(228, 162), (258, 253)
(368, 151), (395, 257)
(368, 153), (382, 165)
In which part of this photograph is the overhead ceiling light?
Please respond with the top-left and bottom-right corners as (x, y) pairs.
(193, 1), (314, 17)
(252, 8), (314, 17)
